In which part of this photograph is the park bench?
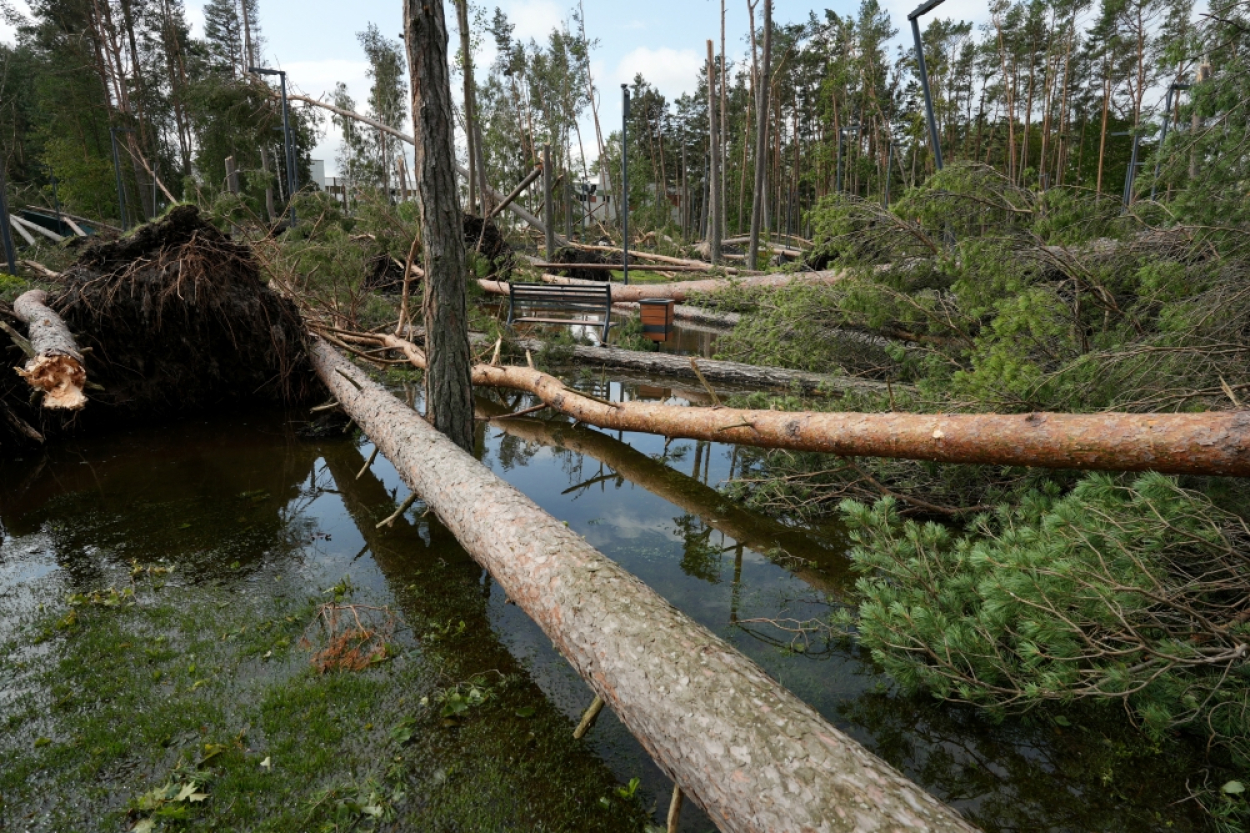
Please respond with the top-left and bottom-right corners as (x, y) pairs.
(506, 281), (614, 344)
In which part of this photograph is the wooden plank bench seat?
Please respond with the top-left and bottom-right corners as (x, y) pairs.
(506, 281), (614, 343)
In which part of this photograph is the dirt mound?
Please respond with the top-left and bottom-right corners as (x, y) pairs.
(50, 205), (317, 421)
(549, 246), (612, 282)
(462, 213), (513, 278)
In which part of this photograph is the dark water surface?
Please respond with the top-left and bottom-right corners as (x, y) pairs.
(0, 377), (1208, 831)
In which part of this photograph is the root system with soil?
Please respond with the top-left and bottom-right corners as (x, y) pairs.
(0, 205), (319, 453)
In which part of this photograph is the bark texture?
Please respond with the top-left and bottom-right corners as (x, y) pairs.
(311, 338), (977, 833)
(507, 336), (890, 395)
(330, 328), (1250, 478)
(478, 271), (843, 304)
(405, 0), (475, 452)
(13, 289), (87, 410)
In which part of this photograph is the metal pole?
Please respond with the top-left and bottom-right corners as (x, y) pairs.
(543, 143), (554, 259)
(1123, 133), (1141, 210)
(110, 127), (129, 230)
(909, 13), (944, 172)
(884, 140), (893, 208)
(621, 85), (630, 287)
(1151, 84), (1189, 202)
(835, 132), (843, 193)
(280, 71), (298, 226)
(0, 166), (17, 276)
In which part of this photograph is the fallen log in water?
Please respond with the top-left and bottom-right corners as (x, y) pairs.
(478, 270), (843, 304)
(506, 335), (891, 396)
(326, 326), (1250, 477)
(311, 337), (977, 833)
(12, 290), (87, 410)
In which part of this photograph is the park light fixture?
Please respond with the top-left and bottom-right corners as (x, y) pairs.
(621, 84), (630, 286)
(109, 126), (135, 229)
(908, 0), (947, 172)
(250, 66), (298, 226)
(1150, 82), (1192, 201)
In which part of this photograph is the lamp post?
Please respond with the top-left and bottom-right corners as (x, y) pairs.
(250, 66), (298, 226)
(908, 0), (946, 172)
(836, 124), (860, 194)
(109, 126), (134, 229)
(0, 165), (17, 276)
(884, 139), (894, 208)
(1150, 82), (1191, 201)
(621, 84), (630, 286)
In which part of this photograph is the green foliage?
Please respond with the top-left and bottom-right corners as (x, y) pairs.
(842, 473), (1250, 785)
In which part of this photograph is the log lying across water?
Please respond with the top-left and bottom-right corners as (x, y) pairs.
(311, 337), (976, 833)
(507, 336), (891, 396)
(329, 327), (1250, 478)
(479, 270), (843, 304)
(12, 290), (87, 410)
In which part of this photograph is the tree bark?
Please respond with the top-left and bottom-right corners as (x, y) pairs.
(478, 270), (843, 303)
(311, 338), (977, 833)
(475, 397), (844, 592)
(404, 0), (475, 453)
(332, 330), (1250, 479)
(456, 0), (477, 215)
(706, 41), (722, 265)
(13, 290), (87, 410)
(505, 335), (890, 395)
(748, 0), (772, 271)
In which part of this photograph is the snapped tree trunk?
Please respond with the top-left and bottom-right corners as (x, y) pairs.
(748, 0), (772, 271)
(311, 338), (977, 833)
(12, 289), (87, 410)
(404, 0), (475, 452)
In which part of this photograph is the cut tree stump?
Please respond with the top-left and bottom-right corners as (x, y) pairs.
(311, 337), (977, 833)
(12, 289), (86, 410)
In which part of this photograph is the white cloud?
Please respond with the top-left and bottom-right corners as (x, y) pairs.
(184, 0), (206, 39)
(0, 0), (31, 46)
(501, 0), (565, 44)
(611, 46), (703, 102)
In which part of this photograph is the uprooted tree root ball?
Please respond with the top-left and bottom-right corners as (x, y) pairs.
(0, 205), (320, 452)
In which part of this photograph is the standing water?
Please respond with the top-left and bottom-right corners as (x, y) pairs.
(0, 373), (1210, 831)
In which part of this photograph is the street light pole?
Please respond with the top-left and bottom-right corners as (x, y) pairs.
(0, 165), (17, 276)
(109, 126), (133, 230)
(908, 0), (947, 173)
(251, 66), (298, 226)
(1150, 82), (1191, 202)
(621, 84), (630, 287)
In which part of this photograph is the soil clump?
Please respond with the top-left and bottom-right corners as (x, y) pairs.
(0, 205), (319, 453)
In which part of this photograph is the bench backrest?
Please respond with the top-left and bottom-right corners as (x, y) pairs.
(508, 282), (611, 313)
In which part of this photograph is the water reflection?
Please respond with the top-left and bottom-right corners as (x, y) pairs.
(0, 400), (1214, 832)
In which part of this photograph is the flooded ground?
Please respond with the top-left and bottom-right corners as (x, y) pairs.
(0, 370), (1214, 831)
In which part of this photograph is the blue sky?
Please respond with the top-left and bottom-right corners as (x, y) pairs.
(1, 0), (995, 174)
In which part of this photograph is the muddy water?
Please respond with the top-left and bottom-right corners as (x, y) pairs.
(0, 376), (1208, 831)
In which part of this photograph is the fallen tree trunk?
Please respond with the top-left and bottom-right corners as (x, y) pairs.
(475, 397), (845, 593)
(328, 326), (1250, 477)
(12, 214), (64, 243)
(282, 92), (561, 244)
(507, 336), (892, 396)
(12, 289), (87, 410)
(312, 338), (977, 833)
(478, 270), (844, 304)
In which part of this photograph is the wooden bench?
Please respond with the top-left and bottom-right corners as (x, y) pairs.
(506, 281), (614, 344)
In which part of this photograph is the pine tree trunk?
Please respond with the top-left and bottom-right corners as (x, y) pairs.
(747, 0), (771, 270)
(404, 0), (474, 453)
